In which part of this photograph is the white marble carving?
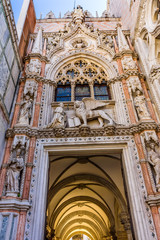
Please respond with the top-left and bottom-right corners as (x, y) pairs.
(122, 57), (137, 71)
(145, 137), (160, 191)
(128, 76), (143, 93)
(72, 39), (87, 49)
(71, 5), (85, 24)
(74, 98), (113, 127)
(25, 59), (41, 75)
(18, 94), (33, 125)
(6, 148), (24, 196)
(47, 103), (65, 128)
(133, 90), (151, 120)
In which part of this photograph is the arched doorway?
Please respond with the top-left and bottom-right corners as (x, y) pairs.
(46, 149), (134, 240)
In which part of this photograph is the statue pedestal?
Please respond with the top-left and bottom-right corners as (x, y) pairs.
(6, 191), (18, 197)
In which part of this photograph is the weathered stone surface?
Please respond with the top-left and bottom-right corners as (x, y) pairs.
(11, 59), (19, 84)
(5, 39), (15, 68)
(0, 55), (9, 96)
(4, 77), (15, 113)
(0, 12), (9, 47)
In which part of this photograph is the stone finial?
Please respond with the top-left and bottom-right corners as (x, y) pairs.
(32, 27), (43, 54)
(71, 5), (85, 24)
(116, 23), (130, 51)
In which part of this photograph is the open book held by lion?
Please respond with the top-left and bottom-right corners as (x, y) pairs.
(74, 98), (114, 127)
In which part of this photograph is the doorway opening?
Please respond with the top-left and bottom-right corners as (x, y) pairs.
(45, 147), (134, 240)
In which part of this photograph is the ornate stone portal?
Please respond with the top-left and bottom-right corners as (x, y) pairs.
(1, 2), (160, 240)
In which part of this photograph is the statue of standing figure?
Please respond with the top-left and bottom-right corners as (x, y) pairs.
(6, 148), (24, 194)
(133, 89), (151, 120)
(146, 140), (160, 189)
(18, 94), (33, 125)
(47, 102), (65, 128)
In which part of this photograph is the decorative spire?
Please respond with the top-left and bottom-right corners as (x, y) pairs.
(71, 5), (85, 24)
(32, 27), (43, 54)
(116, 23), (130, 51)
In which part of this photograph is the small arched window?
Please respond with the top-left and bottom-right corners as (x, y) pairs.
(55, 81), (71, 102)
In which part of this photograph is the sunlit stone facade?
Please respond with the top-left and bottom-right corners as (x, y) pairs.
(0, 1), (160, 240)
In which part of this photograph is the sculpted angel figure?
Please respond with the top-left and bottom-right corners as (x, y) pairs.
(6, 148), (24, 193)
(18, 94), (33, 125)
(147, 140), (160, 186)
(47, 102), (65, 128)
(74, 98), (113, 127)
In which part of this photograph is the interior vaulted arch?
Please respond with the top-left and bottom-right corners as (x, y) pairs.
(59, 218), (102, 240)
(48, 173), (127, 210)
(49, 196), (115, 228)
(55, 210), (107, 236)
(46, 152), (130, 240)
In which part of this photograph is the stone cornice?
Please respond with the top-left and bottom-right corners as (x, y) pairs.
(24, 53), (49, 63)
(30, 30), (130, 39)
(146, 195), (160, 206)
(113, 50), (138, 60)
(0, 198), (31, 211)
(6, 121), (159, 139)
(36, 17), (122, 24)
(108, 71), (145, 84)
(20, 75), (57, 86)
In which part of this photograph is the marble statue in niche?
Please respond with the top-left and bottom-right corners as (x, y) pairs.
(47, 102), (66, 128)
(18, 93), (33, 125)
(74, 98), (113, 127)
(133, 89), (151, 120)
(6, 148), (24, 195)
(145, 137), (160, 191)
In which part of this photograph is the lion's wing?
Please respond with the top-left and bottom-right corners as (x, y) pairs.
(82, 97), (108, 111)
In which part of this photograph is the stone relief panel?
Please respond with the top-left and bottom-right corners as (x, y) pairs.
(4, 135), (29, 197)
(47, 34), (61, 56)
(71, 38), (88, 49)
(25, 59), (41, 75)
(121, 56), (137, 72)
(100, 33), (114, 49)
(46, 98), (115, 129)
